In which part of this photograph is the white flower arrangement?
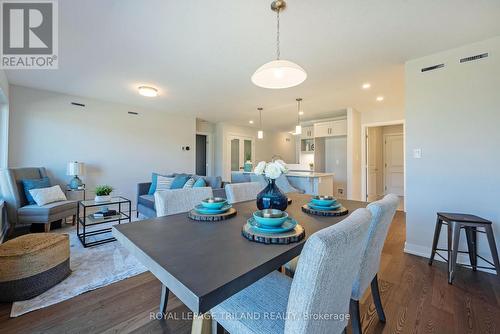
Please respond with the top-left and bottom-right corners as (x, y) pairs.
(254, 160), (288, 180)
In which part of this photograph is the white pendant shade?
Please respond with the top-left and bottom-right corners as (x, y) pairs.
(257, 130), (264, 139)
(252, 60), (307, 89)
(295, 125), (302, 135)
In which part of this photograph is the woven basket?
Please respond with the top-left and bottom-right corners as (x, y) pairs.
(0, 233), (71, 302)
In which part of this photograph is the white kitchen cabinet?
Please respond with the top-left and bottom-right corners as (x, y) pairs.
(314, 119), (347, 138)
(301, 126), (314, 139)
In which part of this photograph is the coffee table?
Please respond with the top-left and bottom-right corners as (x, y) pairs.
(77, 196), (131, 247)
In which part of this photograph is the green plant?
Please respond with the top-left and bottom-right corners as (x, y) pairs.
(95, 185), (113, 196)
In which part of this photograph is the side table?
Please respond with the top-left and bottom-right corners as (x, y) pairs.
(77, 196), (131, 247)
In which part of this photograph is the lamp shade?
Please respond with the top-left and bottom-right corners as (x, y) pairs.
(251, 60), (307, 89)
(67, 162), (84, 176)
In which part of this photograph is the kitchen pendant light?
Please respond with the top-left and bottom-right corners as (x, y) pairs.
(251, 0), (307, 89)
(257, 107), (264, 139)
(295, 98), (302, 135)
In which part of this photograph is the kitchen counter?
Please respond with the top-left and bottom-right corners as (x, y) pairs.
(287, 171), (335, 178)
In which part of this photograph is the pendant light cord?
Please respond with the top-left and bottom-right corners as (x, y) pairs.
(276, 9), (280, 60)
(297, 99), (301, 124)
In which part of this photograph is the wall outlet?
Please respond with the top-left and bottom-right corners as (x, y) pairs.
(337, 188), (344, 195)
(413, 148), (422, 159)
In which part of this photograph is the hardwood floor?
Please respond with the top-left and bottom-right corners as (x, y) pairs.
(1, 211), (499, 333)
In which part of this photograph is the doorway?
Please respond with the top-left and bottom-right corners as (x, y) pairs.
(225, 134), (255, 181)
(196, 134), (207, 176)
(363, 122), (405, 210)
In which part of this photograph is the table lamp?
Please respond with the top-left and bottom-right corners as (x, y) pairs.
(67, 161), (85, 189)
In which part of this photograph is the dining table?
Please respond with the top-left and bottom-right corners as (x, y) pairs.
(112, 193), (367, 334)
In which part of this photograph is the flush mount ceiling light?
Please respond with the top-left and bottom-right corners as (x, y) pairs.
(138, 86), (158, 97)
(251, 0), (307, 89)
(257, 107), (264, 139)
(376, 96), (384, 102)
(362, 83), (371, 89)
(249, 120), (254, 124)
(295, 98), (303, 135)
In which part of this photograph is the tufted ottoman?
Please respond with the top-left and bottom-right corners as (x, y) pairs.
(0, 233), (71, 302)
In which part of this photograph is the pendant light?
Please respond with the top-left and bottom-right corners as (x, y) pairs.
(295, 98), (302, 135)
(257, 107), (264, 139)
(251, 0), (307, 89)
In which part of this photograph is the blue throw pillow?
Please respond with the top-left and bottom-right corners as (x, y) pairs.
(22, 177), (51, 205)
(170, 175), (190, 189)
(193, 178), (206, 188)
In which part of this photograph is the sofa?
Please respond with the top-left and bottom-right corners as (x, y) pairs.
(137, 174), (225, 218)
(0, 168), (77, 233)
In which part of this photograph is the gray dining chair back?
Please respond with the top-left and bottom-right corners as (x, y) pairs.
(352, 194), (399, 300)
(350, 194), (399, 334)
(154, 187), (213, 217)
(224, 182), (263, 204)
(285, 208), (372, 334)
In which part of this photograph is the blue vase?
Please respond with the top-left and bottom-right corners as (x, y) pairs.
(256, 179), (288, 211)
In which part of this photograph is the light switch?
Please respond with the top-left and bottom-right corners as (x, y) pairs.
(413, 148), (422, 159)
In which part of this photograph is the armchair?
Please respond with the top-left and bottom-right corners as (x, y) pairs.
(0, 167), (77, 233)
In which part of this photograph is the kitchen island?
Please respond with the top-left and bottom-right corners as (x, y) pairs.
(286, 171), (335, 196)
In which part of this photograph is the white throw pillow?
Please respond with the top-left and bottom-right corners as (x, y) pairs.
(183, 177), (195, 189)
(156, 175), (174, 191)
(29, 185), (67, 206)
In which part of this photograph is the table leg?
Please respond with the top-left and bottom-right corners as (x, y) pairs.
(191, 313), (212, 334)
(160, 284), (169, 314)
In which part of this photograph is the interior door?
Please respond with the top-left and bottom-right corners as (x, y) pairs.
(366, 128), (379, 201)
(384, 134), (404, 196)
(195, 134), (207, 176)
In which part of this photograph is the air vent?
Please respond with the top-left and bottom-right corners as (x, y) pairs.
(421, 64), (444, 73)
(460, 53), (488, 63)
(128, 111), (139, 115)
(71, 102), (85, 107)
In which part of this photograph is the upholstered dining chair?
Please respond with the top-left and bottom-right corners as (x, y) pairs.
(224, 182), (264, 204)
(350, 194), (399, 334)
(211, 208), (372, 334)
(154, 187), (213, 217)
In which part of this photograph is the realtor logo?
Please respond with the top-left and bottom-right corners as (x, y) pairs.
(1, 0), (58, 69)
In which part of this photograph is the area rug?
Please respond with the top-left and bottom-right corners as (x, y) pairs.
(10, 222), (147, 317)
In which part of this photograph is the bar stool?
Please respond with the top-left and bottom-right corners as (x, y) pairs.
(428, 212), (500, 284)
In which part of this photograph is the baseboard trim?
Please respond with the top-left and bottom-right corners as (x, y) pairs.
(404, 241), (496, 274)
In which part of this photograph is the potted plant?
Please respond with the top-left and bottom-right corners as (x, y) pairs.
(309, 162), (314, 171)
(244, 153), (253, 172)
(94, 185), (113, 203)
(254, 160), (289, 211)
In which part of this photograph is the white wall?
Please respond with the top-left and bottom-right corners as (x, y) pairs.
(405, 36), (500, 271)
(325, 136), (347, 199)
(8, 85), (196, 206)
(347, 108), (361, 200)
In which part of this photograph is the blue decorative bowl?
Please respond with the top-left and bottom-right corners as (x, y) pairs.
(247, 217), (297, 234)
(253, 209), (289, 227)
(195, 203), (232, 215)
(311, 195), (337, 207)
(308, 202), (342, 211)
(201, 197), (228, 209)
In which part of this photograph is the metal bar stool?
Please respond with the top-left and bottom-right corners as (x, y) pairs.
(428, 212), (500, 284)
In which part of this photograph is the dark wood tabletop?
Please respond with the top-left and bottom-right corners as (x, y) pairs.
(113, 193), (367, 314)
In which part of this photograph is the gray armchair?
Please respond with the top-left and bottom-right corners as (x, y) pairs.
(0, 167), (77, 233)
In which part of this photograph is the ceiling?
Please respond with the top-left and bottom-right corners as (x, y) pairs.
(6, 0), (500, 130)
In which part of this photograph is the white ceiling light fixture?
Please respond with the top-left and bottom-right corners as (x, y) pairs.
(362, 83), (371, 89)
(295, 98), (302, 135)
(138, 86), (158, 97)
(376, 96), (384, 101)
(249, 120), (254, 124)
(298, 110), (304, 116)
(257, 107), (264, 139)
(251, 0), (307, 89)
